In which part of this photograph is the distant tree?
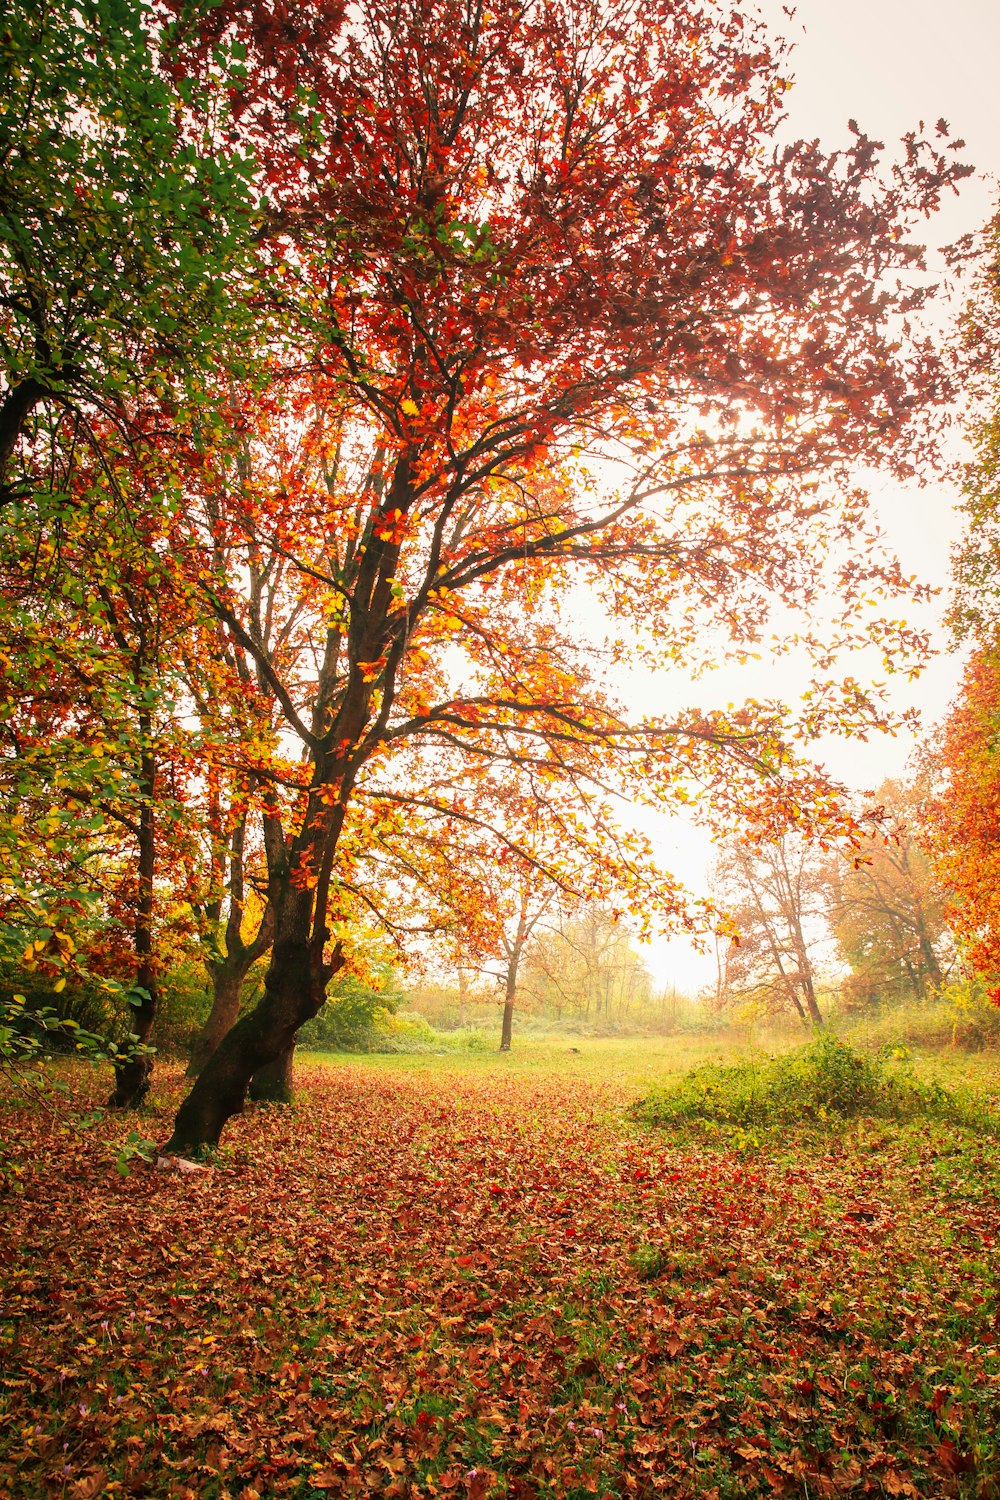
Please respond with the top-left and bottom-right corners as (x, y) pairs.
(495, 880), (553, 1052)
(827, 778), (952, 1006)
(522, 906), (652, 1029)
(712, 835), (827, 1027)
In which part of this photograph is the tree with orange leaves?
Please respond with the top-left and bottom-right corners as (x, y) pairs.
(125, 0), (970, 1149)
(931, 205), (1000, 996)
(929, 652), (1000, 995)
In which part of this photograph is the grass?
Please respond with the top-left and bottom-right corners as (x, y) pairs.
(2, 1028), (1000, 1497)
(303, 1027), (780, 1090)
(630, 1032), (1000, 1143)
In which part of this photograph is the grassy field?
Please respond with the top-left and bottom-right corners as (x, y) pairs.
(2, 1033), (999, 1498)
(302, 1032), (767, 1088)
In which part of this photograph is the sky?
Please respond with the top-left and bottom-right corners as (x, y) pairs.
(636, 0), (1000, 992)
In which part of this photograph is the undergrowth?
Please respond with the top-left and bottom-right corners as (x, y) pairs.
(631, 1032), (998, 1139)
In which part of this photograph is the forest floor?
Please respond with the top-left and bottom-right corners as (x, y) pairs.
(1, 1039), (999, 1499)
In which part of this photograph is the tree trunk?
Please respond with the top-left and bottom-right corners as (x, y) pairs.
(249, 1043), (295, 1102)
(108, 738), (158, 1108)
(0, 376), (47, 496)
(164, 886), (329, 1152)
(107, 966), (157, 1108)
(187, 965), (245, 1077)
(189, 800), (280, 1074)
(499, 911), (530, 1053)
(164, 474), (404, 1151)
(802, 981), (824, 1029)
(917, 926), (943, 995)
(500, 996), (514, 1051)
(797, 952), (824, 1028)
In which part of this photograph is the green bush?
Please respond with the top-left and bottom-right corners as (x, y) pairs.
(368, 1010), (445, 1053)
(448, 1025), (497, 1052)
(299, 969), (403, 1052)
(836, 981), (1000, 1054)
(0, 966), (134, 1052)
(632, 1032), (994, 1135)
(153, 961), (213, 1056)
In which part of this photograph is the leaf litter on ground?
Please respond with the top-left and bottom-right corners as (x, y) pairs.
(1, 1053), (999, 1498)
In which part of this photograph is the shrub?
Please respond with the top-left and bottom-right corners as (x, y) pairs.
(0, 966), (135, 1052)
(299, 968), (403, 1051)
(153, 961), (213, 1056)
(631, 1032), (994, 1135)
(836, 981), (1000, 1054)
(367, 1010), (444, 1053)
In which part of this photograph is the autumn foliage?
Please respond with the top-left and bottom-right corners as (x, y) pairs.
(930, 650), (1000, 997)
(933, 206), (1000, 998)
(0, 0), (976, 1145)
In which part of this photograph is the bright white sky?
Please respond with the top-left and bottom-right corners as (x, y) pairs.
(636, 0), (1000, 992)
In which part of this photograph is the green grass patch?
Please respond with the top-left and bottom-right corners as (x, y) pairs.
(631, 1031), (999, 1138)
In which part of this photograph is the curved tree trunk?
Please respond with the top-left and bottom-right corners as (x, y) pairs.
(165, 884), (333, 1152)
(499, 997), (514, 1051)
(188, 797), (281, 1075)
(165, 455), (409, 1152)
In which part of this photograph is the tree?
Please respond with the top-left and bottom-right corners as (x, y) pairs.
(827, 778), (951, 1006)
(1, 0), (260, 1099)
(439, 859), (554, 1053)
(496, 880), (552, 1052)
(330, 755), (668, 1050)
(712, 834), (827, 1027)
(930, 652), (1000, 994)
(51, 0), (960, 1152)
(949, 207), (1000, 644)
(0, 483), (202, 1105)
(522, 905), (652, 1029)
(932, 204), (1000, 995)
(0, 0), (256, 502)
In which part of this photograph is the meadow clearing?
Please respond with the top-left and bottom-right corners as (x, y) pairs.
(1, 1033), (999, 1499)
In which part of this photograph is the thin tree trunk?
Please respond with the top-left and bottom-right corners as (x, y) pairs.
(108, 962), (157, 1108)
(500, 991), (515, 1051)
(800, 971), (824, 1028)
(499, 905), (533, 1052)
(109, 738), (158, 1107)
(917, 926), (943, 994)
(458, 963), (468, 1028)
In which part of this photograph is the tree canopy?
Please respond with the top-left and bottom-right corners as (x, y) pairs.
(0, 0), (976, 1148)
